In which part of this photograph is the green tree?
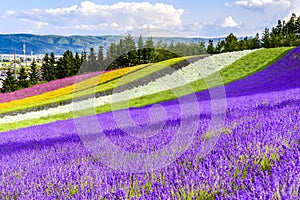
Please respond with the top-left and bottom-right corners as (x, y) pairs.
(56, 50), (74, 78)
(97, 46), (105, 71)
(137, 35), (144, 64)
(1, 69), (18, 93)
(41, 53), (50, 81)
(207, 40), (215, 54)
(73, 52), (82, 75)
(124, 34), (137, 66)
(286, 13), (297, 34)
(87, 47), (98, 72)
(144, 37), (155, 63)
(238, 37), (248, 50)
(224, 33), (238, 52)
(29, 59), (39, 85)
(262, 27), (271, 48)
(251, 33), (261, 49)
(295, 16), (300, 35)
(48, 52), (56, 81)
(106, 42), (118, 69)
(274, 20), (283, 35)
(79, 50), (88, 73)
(18, 66), (29, 88)
(215, 40), (225, 53)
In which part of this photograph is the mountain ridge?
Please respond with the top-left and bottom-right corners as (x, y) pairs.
(0, 34), (223, 55)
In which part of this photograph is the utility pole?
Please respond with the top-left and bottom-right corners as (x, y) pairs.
(13, 50), (17, 79)
(23, 43), (27, 67)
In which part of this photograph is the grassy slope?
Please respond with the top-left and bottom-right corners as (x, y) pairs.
(0, 47), (294, 132)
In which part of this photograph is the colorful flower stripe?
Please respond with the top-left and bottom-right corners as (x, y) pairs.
(0, 72), (101, 103)
(0, 57), (191, 116)
(0, 65), (145, 112)
(0, 50), (256, 126)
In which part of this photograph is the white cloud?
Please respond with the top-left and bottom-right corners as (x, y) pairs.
(285, 0), (300, 17)
(235, 0), (291, 9)
(225, 3), (232, 7)
(221, 16), (239, 28)
(235, 0), (294, 22)
(2, 1), (184, 35)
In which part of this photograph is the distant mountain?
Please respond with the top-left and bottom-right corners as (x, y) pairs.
(0, 34), (224, 55)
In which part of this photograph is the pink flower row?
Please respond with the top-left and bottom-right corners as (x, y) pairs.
(0, 72), (101, 103)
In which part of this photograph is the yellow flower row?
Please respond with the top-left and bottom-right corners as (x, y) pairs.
(0, 65), (145, 110)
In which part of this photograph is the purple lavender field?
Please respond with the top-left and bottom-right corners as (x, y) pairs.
(1, 47), (300, 199)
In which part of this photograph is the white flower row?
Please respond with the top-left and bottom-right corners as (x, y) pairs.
(0, 49), (257, 125)
(112, 49), (256, 102)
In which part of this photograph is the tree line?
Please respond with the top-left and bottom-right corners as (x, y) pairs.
(1, 35), (206, 93)
(207, 13), (300, 54)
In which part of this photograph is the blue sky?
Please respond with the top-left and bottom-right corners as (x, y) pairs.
(0, 0), (299, 37)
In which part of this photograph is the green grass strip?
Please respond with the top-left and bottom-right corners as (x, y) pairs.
(0, 47), (293, 132)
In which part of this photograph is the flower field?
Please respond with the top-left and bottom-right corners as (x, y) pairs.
(1, 47), (300, 199)
(0, 50), (253, 129)
(0, 56), (198, 116)
(0, 47), (291, 131)
(0, 64), (148, 112)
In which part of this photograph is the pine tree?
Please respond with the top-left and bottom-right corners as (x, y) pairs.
(56, 57), (65, 79)
(116, 39), (127, 68)
(56, 50), (74, 78)
(18, 66), (29, 88)
(2, 69), (18, 93)
(97, 46), (105, 71)
(29, 59), (39, 85)
(73, 52), (82, 75)
(207, 40), (215, 54)
(41, 53), (50, 81)
(106, 43), (118, 69)
(87, 48), (98, 72)
(137, 35), (144, 64)
(295, 16), (300, 35)
(262, 27), (271, 48)
(79, 50), (88, 74)
(124, 34), (137, 66)
(253, 33), (261, 49)
(215, 40), (225, 53)
(144, 37), (155, 63)
(48, 52), (56, 81)
(224, 33), (238, 52)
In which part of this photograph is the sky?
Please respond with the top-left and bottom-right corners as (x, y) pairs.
(0, 0), (300, 37)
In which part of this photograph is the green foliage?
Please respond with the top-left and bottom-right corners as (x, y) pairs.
(29, 59), (39, 85)
(262, 13), (300, 48)
(260, 157), (271, 172)
(18, 66), (29, 88)
(87, 47), (98, 72)
(225, 33), (239, 52)
(210, 33), (261, 54)
(1, 69), (18, 93)
(97, 46), (105, 71)
(207, 40), (215, 54)
(45, 52), (57, 81)
(41, 53), (49, 81)
(41, 53), (56, 82)
(208, 13), (300, 54)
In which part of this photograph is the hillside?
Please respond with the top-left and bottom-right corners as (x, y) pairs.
(0, 47), (299, 199)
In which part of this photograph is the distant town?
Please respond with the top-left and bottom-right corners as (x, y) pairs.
(0, 51), (62, 88)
